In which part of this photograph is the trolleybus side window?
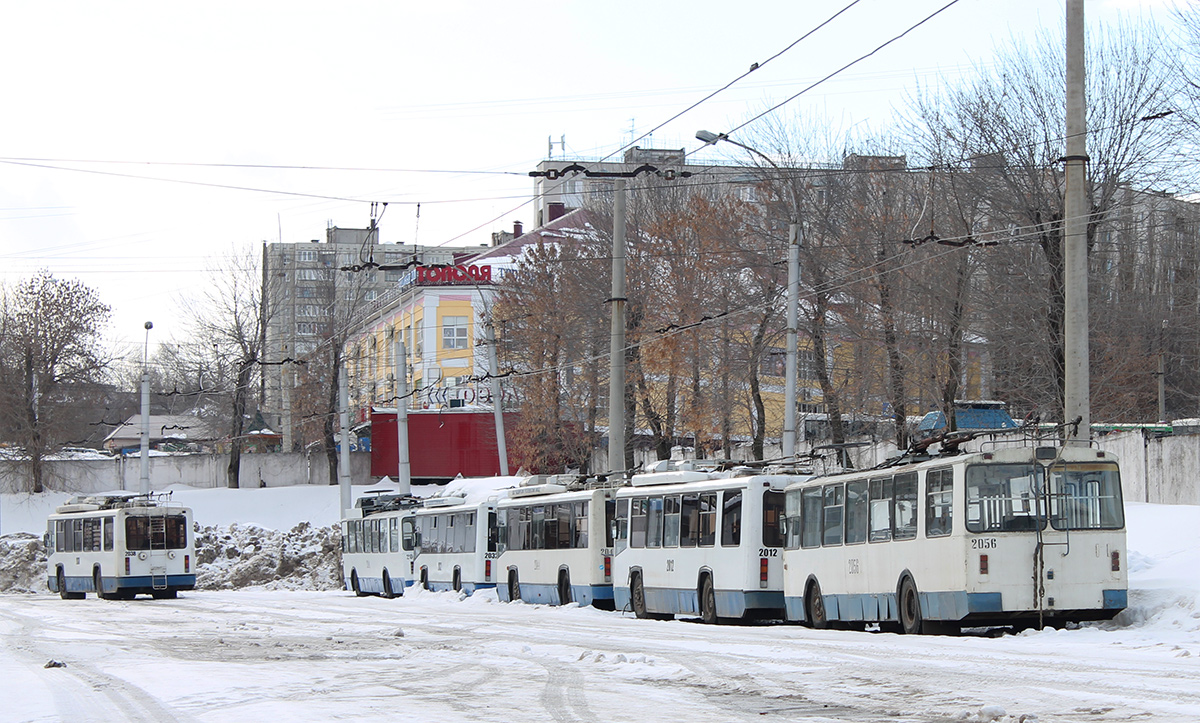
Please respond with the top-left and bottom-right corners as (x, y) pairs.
(680, 494), (698, 547)
(823, 484), (845, 546)
(390, 518), (400, 553)
(698, 493), (717, 547)
(763, 491), (785, 548)
(489, 511), (500, 552)
(605, 499), (616, 548)
(614, 499), (629, 553)
(925, 468), (954, 537)
(783, 490), (802, 550)
(869, 477), (893, 542)
(800, 487), (822, 548)
(630, 499), (648, 548)
(965, 464), (1044, 532)
(663, 496), (681, 547)
(1048, 463), (1124, 530)
(103, 517), (114, 551)
(845, 480), (869, 545)
(402, 518), (416, 551)
(646, 497), (664, 549)
(893, 472), (918, 540)
(55, 520), (66, 552)
(721, 490), (742, 547)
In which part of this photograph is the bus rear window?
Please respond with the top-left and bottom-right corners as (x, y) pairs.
(965, 464), (1044, 533)
(1048, 463), (1124, 530)
(125, 515), (189, 550)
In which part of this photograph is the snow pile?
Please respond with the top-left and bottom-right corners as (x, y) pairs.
(193, 521), (342, 591)
(429, 474), (523, 505)
(0, 532), (46, 594)
(1109, 502), (1200, 633)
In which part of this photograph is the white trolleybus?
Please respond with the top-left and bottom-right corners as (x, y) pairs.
(611, 461), (803, 623)
(341, 492), (420, 598)
(411, 495), (503, 594)
(495, 476), (617, 608)
(45, 492), (196, 600)
(781, 442), (1127, 633)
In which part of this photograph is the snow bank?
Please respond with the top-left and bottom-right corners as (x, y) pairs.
(194, 521), (342, 591)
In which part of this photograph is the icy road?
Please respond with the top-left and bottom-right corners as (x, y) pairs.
(3, 587), (1198, 723)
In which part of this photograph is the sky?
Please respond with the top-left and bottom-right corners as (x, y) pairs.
(0, 0), (1176, 367)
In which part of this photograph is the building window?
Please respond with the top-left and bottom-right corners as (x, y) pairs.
(443, 316), (469, 350)
(298, 250), (317, 262)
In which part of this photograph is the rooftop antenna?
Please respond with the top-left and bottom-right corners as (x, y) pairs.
(414, 203), (421, 245)
(548, 134), (566, 159)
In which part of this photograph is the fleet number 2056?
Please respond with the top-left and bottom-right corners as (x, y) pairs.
(971, 538), (998, 549)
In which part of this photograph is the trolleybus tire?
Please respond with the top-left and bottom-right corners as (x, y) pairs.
(899, 576), (922, 635)
(508, 570), (521, 602)
(700, 575), (718, 625)
(58, 568), (83, 600)
(631, 573), (651, 619)
(420, 568), (430, 591)
(806, 580), (828, 629)
(382, 571), (396, 599)
(558, 569), (572, 605)
(94, 568), (115, 601)
(452, 568), (462, 593)
(350, 570), (368, 597)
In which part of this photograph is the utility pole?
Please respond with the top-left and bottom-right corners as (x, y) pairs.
(608, 178), (628, 477)
(485, 320), (509, 475)
(140, 321), (153, 496)
(1063, 0), (1090, 445)
(393, 341), (412, 495)
(338, 359), (352, 515)
(782, 223), (801, 461)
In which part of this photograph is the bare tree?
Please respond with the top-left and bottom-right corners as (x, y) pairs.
(0, 271), (111, 492)
(181, 246), (273, 488)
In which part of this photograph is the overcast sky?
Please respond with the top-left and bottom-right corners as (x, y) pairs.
(0, 0), (1173, 362)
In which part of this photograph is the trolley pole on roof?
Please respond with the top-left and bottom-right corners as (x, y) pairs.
(608, 178), (628, 478)
(1063, 0), (1090, 445)
(338, 357), (352, 515)
(393, 341), (412, 494)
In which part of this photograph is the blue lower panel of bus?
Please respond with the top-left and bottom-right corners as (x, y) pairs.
(784, 590), (1003, 623)
(614, 586), (783, 619)
(1103, 589), (1127, 609)
(503, 583), (614, 607)
(425, 581), (496, 595)
(51, 574), (196, 594)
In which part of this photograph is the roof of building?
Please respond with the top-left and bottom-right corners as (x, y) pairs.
(103, 414), (220, 445)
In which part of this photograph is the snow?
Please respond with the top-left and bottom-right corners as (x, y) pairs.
(0, 487), (1197, 721)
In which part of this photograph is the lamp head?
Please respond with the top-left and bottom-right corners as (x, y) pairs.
(144, 321), (154, 330)
(696, 130), (723, 145)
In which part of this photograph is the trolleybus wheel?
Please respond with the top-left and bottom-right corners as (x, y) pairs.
(899, 577), (923, 635)
(58, 568), (83, 600)
(452, 568), (462, 593)
(94, 568), (115, 601)
(700, 575), (718, 625)
(631, 573), (651, 619)
(558, 569), (572, 606)
(420, 568), (430, 591)
(351, 570), (367, 597)
(382, 571), (396, 599)
(508, 570), (521, 602)
(806, 580), (828, 629)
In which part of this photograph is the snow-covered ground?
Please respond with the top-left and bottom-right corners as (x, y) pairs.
(1, 484), (1197, 722)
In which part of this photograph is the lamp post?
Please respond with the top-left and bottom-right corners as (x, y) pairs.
(697, 131), (802, 462)
(140, 321), (153, 496)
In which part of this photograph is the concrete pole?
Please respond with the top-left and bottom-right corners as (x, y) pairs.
(140, 321), (152, 496)
(338, 359), (352, 515)
(139, 371), (150, 496)
(281, 365), (292, 453)
(608, 178), (628, 476)
(1063, 0), (1090, 445)
(393, 341), (412, 494)
(484, 322), (509, 475)
(782, 223), (801, 461)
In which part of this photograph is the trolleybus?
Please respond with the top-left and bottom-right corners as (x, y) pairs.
(46, 492), (196, 600)
(495, 477), (617, 608)
(341, 492), (419, 598)
(412, 495), (502, 593)
(781, 443), (1127, 633)
(611, 461), (803, 623)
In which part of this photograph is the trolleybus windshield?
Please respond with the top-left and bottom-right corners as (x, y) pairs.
(1048, 462), (1124, 530)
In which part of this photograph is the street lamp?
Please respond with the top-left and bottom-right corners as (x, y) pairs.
(140, 321), (153, 496)
(697, 130), (803, 462)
